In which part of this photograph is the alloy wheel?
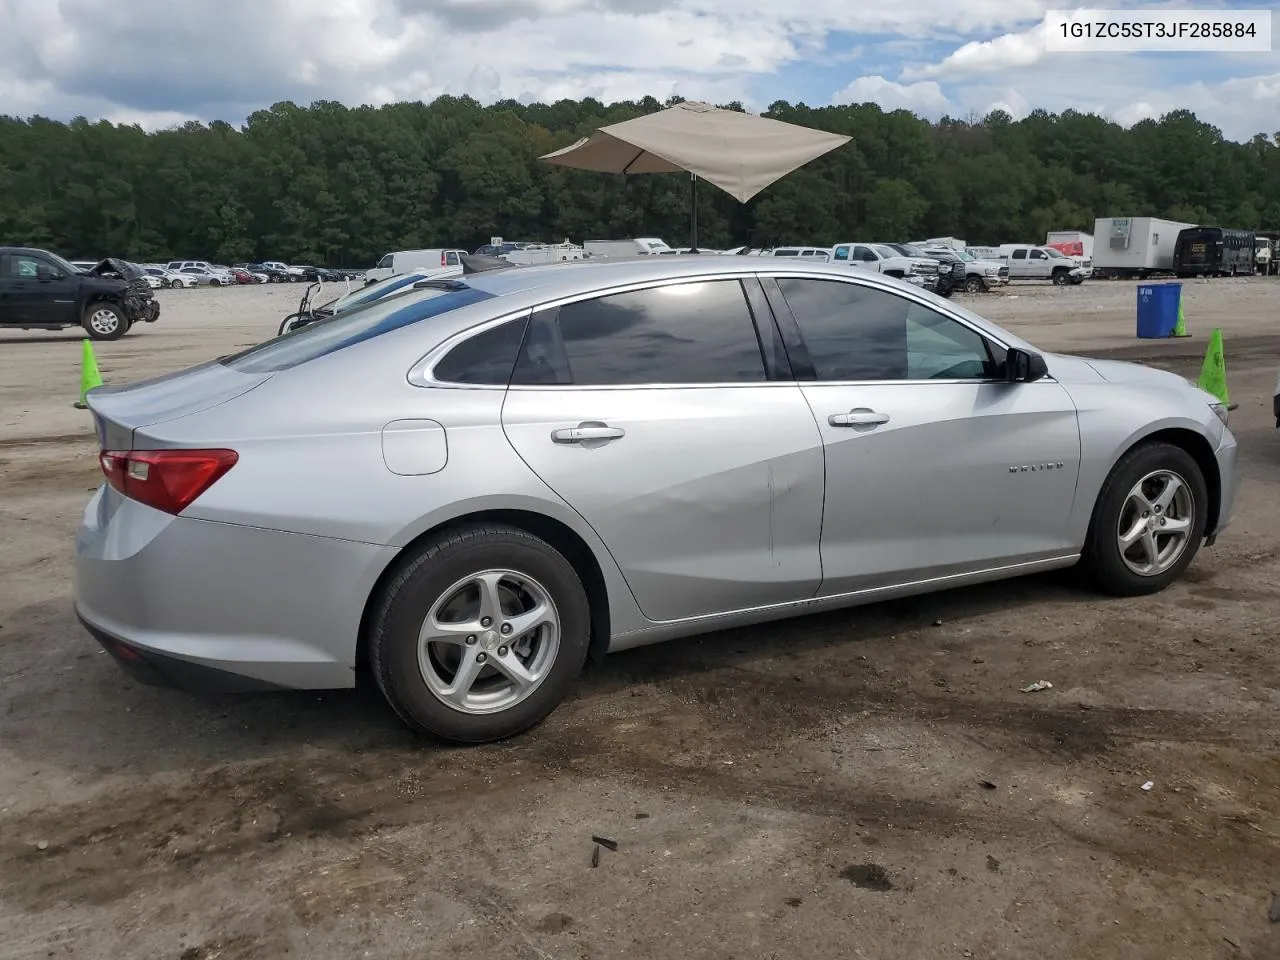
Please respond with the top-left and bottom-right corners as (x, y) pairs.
(418, 569), (561, 715)
(1116, 469), (1194, 576)
(87, 308), (120, 336)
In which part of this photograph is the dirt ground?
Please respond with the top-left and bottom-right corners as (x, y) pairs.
(2, 276), (1279, 960)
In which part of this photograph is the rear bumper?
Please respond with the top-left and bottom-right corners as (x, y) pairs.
(79, 612), (287, 693)
(74, 486), (396, 691)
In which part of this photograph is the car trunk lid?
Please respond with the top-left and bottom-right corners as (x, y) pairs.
(87, 360), (272, 449)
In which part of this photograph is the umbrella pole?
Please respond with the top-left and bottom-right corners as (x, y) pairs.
(689, 173), (699, 254)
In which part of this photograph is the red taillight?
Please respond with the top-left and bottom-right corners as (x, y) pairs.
(441, 251), (446, 266)
(99, 449), (238, 515)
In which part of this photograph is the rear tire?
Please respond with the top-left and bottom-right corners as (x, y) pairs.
(368, 523), (592, 743)
(82, 303), (127, 341)
(1081, 441), (1208, 596)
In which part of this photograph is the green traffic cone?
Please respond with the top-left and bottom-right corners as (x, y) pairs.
(1196, 328), (1235, 410)
(73, 338), (103, 410)
(1172, 291), (1191, 337)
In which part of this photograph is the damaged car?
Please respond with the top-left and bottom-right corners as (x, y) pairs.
(0, 248), (160, 340)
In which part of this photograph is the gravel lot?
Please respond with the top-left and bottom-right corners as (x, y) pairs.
(2, 277), (1279, 960)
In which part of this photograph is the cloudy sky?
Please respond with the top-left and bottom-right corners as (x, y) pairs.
(1, 0), (1276, 141)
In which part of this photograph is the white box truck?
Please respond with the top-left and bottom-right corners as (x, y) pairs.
(1091, 217), (1195, 279)
(583, 238), (673, 258)
(1045, 230), (1094, 265)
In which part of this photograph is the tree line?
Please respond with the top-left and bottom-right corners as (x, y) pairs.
(1, 95), (1278, 268)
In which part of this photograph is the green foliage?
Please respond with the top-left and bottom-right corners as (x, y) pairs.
(1, 97), (1277, 266)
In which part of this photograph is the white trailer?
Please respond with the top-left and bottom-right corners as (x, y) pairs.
(583, 238), (673, 258)
(1091, 217), (1195, 279)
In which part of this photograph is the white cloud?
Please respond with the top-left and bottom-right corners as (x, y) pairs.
(983, 87), (1031, 120)
(0, 0), (1276, 142)
(832, 76), (952, 115)
(903, 24), (1049, 80)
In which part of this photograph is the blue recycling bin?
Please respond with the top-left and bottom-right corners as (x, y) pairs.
(1136, 283), (1182, 338)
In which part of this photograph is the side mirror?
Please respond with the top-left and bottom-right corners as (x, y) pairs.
(36, 265), (62, 281)
(1006, 347), (1049, 382)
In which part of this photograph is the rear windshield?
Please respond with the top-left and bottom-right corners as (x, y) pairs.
(221, 284), (496, 373)
(321, 272), (425, 313)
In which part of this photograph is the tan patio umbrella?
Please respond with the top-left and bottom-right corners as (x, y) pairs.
(538, 100), (851, 251)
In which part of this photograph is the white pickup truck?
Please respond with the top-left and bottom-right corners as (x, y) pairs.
(830, 242), (939, 287)
(997, 245), (1089, 285)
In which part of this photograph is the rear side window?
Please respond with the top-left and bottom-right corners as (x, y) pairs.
(511, 280), (766, 386)
(222, 284), (496, 373)
(433, 317), (529, 385)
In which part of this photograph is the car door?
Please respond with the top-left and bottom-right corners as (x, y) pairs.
(761, 274), (1082, 595)
(1027, 248), (1050, 278)
(500, 276), (826, 623)
(5, 252), (79, 324)
(850, 245), (879, 271)
(1006, 249), (1029, 279)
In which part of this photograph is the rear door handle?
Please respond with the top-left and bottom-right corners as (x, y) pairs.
(551, 423), (626, 443)
(829, 409), (890, 427)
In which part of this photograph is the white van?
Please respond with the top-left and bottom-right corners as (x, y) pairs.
(365, 248), (467, 283)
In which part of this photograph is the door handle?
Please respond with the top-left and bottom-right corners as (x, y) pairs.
(551, 423), (626, 443)
(829, 409), (890, 428)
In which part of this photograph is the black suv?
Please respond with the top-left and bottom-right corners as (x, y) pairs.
(0, 247), (161, 340)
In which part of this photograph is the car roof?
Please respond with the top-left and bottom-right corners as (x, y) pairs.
(0, 246), (61, 257)
(445, 255), (1031, 347)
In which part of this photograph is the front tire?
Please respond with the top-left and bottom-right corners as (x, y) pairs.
(963, 276), (986, 294)
(1081, 442), (1208, 596)
(1052, 269), (1070, 285)
(368, 523), (592, 743)
(83, 303), (127, 341)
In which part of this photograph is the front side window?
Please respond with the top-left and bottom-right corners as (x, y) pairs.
(1030, 249), (1047, 260)
(512, 280), (767, 386)
(776, 278), (997, 382)
(8, 255), (42, 278)
(377, 254), (392, 268)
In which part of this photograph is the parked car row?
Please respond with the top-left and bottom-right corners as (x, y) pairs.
(69, 259), (365, 289)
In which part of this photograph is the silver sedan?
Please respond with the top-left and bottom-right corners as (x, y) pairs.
(74, 258), (1239, 743)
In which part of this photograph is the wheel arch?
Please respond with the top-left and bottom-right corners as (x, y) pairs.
(1095, 426), (1222, 535)
(356, 508), (615, 681)
(83, 291), (123, 309)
